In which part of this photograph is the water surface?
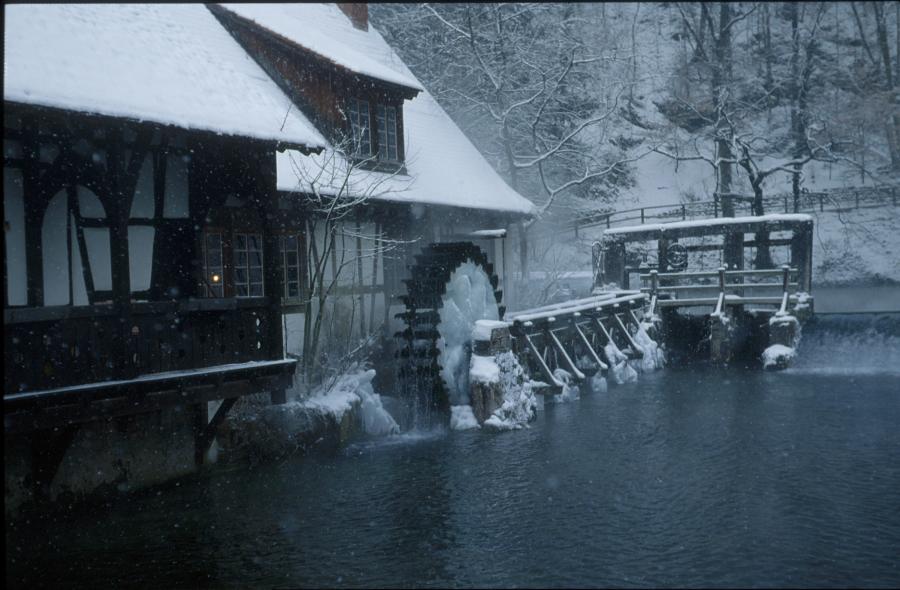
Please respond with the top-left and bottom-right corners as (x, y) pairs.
(7, 319), (900, 588)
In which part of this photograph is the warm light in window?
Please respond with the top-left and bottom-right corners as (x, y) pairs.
(211, 273), (221, 283)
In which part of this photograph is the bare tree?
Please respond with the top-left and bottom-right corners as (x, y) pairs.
(284, 136), (413, 384)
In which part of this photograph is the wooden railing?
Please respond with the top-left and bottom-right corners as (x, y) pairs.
(640, 265), (804, 314)
(573, 186), (900, 233)
(4, 298), (277, 395)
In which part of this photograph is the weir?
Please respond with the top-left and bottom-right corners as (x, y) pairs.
(504, 292), (651, 392)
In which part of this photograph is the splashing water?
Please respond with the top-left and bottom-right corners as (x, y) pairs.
(787, 313), (900, 376)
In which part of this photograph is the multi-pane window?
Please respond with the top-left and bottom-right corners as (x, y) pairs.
(347, 98), (371, 157)
(234, 233), (264, 297)
(203, 232), (224, 297)
(376, 105), (398, 161)
(280, 234), (302, 298)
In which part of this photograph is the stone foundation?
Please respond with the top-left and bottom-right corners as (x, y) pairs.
(5, 404), (198, 520)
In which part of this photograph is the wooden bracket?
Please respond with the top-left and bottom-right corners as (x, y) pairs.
(195, 397), (238, 466)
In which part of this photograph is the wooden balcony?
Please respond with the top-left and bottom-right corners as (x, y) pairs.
(5, 297), (282, 397)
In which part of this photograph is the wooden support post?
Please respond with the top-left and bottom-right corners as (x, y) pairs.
(650, 269), (658, 296)
(195, 397), (238, 466)
(592, 316), (614, 344)
(658, 238), (669, 273)
(781, 264), (791, 293)
(601, 240), (626, 289)
(547, 328), (585, 380)
(573, 321), (608, 370)
(791, 222), (813, 292)
(718, 266), (726, 292)
(723, 228), (744, 271)
(522, 332), (563, 387)
(612, 313), (644, 359)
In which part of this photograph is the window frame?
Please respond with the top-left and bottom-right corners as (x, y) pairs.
(345, 96), (404, 167)
(201, 231), (225, 298)
(233, 232), (264, 298)
(347, 97), (372, 158)
(279, 232), (305, 300)
(376, 104), (399, 162)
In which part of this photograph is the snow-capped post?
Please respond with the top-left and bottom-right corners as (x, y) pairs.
(469, 320), (511, 424)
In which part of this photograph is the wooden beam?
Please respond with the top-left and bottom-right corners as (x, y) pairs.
(521, 333), (563, 387)
(4, 372), (291, 434)
(195, 397), (238, 465)
(547, 328), (585, 381)
(572, 321), (608, 370)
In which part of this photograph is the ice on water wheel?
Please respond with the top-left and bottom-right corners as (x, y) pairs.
(395, 242), (503, 426)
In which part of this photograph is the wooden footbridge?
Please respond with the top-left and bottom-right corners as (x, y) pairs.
(498, 212), (817, 387)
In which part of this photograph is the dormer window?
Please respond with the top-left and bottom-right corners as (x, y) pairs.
(347, 97), (372, 157)
(345, 97), (404, 167)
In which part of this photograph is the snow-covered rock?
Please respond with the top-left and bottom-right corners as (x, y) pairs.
(762, 344), (796, 370)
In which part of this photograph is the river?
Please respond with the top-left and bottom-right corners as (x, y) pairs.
(7, 315), (900, 588)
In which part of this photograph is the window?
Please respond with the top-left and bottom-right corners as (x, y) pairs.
(376, 105), (398, 161)
(347, 98), (403, 163)
(234, 233), (264, 297)
(347, 98), (371, 157)
(280, 234), (302, 298)
(202, 232), (224, 297)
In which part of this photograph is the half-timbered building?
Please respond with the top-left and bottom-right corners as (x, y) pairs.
(4, 3), (535, 511)
(3, 4), (329, 509)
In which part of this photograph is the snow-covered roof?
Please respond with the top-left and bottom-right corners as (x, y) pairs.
(604, 213), (814, 237)
(220, 4), (423, 92)
(3, 4), (326, 149)
(231, 3), (534, 216)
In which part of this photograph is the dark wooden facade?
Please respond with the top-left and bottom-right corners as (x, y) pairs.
(3, 103), (303, 431)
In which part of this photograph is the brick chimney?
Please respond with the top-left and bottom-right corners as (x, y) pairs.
(337, 3), (368, 31)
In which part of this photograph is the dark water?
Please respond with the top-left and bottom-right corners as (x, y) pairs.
(7, 317), (900, 589)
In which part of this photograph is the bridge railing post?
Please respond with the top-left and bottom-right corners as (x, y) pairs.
(782, 264), (791, 293)
(650, 269), (658, 296)
(718, 266), (726, 294)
